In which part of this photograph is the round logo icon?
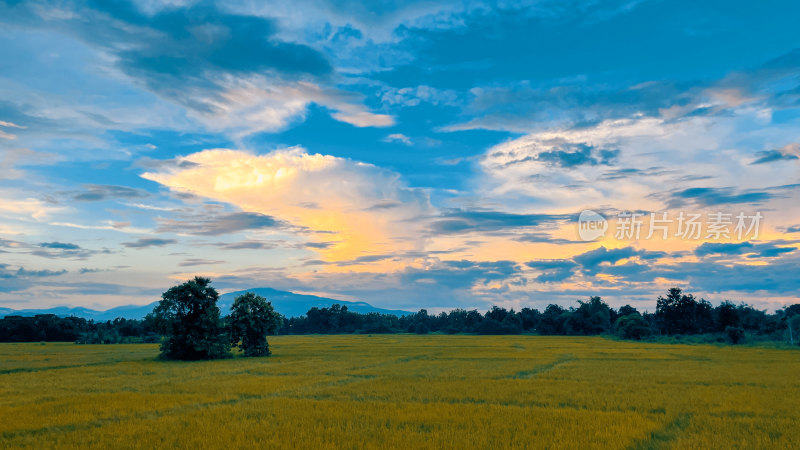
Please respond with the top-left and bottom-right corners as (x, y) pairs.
(578, 210), (608, 241)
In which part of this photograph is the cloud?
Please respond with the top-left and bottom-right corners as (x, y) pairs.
(142, 147), (433, 262)
(383, 133), (413, 145)
(330, 109), (394, 128)
(188, 78), (394, 135)
(15, 268), (68, 277)
(0, 264), (67, 292)
(525, 259), (578, 283)
(667, 187), (776, 207)
(179, 258), (225, 267)
(156, 211), (285, 236)
(30, 242), (104, 260)
(39, 242), (80, 250)
(71, 184), (150, 202)
(122, 238), (178, 248)
(0, 1), (392, 136)
(694, 242), (754, 257)
(0, 119), (25, 139)
(430, 209), (570, 235)
(399, 260), (522, 291)
(571, 246), (666, 276)
(695, 241), (798, 259)
(751, 143), (800, 165)
(216, 240), (278, 250)
(533, 144), (619, 168)
(573, 246), (639, 269)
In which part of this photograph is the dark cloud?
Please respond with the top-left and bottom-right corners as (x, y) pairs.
(601, 166), (671, 180)
(335, 254), (394, 266)
(751, 149), (799, 165)
(217, 240), (278, 250)
(514, 233), (583, 245)
(574, 246), (637, 268)
(71, 184), (150, 202)
(134, 157), (200, 171)
(400, 260), (522, 290)
(179, 258), (225, 267)
(525, 260), (578, 283)
(695, 241), (798, 259)
(156, 212), (286, 236)
(430, 210), (570, 235)
(15, 268), (67, 277)
(490, 143), (619, 169)
(0, 1), (331, 115)
(122, 238), (178, 248)
(304, 242), (335, 249)
(0, 264), (67, 292)
(667, 187), (775, 208)
(660, 257), (800, 294)
(31, 242), (106, 260)
(695, 242), (753, 257)
(39, 242), (80, 250)
(534, 144), (619, 168)
(787, 225), (800, 233)
(365, 201), (403, 210)
(572, 246), (666, 275)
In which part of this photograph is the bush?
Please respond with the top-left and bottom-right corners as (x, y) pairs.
(725, 326), (745, 345)
(614, 314), (652, 340)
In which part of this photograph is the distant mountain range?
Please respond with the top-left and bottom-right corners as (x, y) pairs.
(0, 287), (411, 321)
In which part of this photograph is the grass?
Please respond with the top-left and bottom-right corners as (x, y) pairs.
(1, 335), (798, 449)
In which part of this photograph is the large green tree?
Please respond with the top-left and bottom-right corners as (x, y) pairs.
(229, 292), (282, 357)
(148, 277), (230, 360)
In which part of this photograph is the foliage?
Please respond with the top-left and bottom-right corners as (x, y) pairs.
(614, 314), (653, 340)
(147, 277), (230, 360)
(656, 288), (714, 335)
(565, 296), (612, 335)
(4, 286), (799, 348)
(725, 326), (745, 344)
(229, 292), (282, 357)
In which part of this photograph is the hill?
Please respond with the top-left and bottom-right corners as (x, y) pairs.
(0, 288), (410, 320)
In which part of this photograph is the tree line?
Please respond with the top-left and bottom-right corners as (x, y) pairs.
(2, 279), (799, 353)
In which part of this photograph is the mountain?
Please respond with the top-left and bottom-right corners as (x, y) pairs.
(0, 288), (411, 320)
(218, 288), (411, 318)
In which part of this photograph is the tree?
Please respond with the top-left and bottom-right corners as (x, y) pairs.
(229, 292), (282, 357)
(148, 277), (230, 360)
(566, 297), (611, 335)
(715, 301), (740, 331)
(614, 314), (652, 340)
(539, 304), (569, 335)
(656, 288), (713, 335)
(617, 305), (639, 317)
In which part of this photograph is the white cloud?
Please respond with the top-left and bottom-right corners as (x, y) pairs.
(142, 147), (432, 262)
(192, 78), (394, 135)
(479, 110), (800, 220)
(383, 133), (413, 145)
(0, 120), (25, 140)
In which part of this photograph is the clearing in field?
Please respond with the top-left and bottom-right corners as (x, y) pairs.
(1, 335), (798, 449)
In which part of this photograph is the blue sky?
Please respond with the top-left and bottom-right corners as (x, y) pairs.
(1, 0), (799, 312)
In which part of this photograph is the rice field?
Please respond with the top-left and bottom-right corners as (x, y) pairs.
(1, 335), (798, 449)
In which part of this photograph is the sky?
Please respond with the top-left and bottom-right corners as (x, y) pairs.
(1, 0), (799, 313)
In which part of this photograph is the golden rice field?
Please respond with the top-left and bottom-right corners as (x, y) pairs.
(1, 335), (799, 449)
